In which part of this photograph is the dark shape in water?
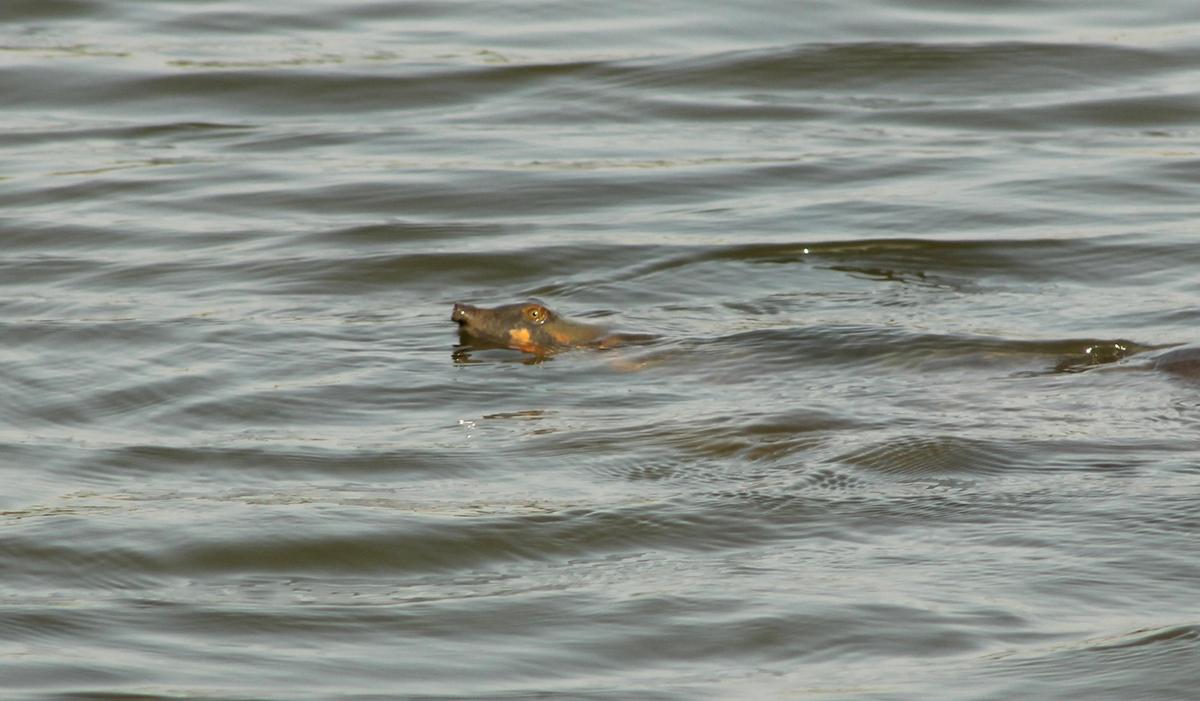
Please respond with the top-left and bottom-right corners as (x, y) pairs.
(1053, 340), (1137, 373)
(1151, 346), (1200, 378)
(1055, 343), (1200, 381)
(451, 300), (655, 355)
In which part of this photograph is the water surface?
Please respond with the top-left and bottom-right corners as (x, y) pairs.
(3, 1), (1200, 699)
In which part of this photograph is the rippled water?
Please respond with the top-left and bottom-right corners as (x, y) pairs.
(4, 1), (1200, 699)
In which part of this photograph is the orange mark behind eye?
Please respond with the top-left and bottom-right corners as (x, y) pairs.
(507, 328), (543, 353)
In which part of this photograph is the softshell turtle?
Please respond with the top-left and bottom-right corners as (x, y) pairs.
(451, 300), (655, 355)
(1150, 346), (1200, 378)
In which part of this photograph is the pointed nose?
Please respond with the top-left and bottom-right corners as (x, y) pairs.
(451, 303), (477, 324)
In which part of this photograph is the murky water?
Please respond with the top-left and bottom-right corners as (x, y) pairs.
(3, 1), (1200, 699)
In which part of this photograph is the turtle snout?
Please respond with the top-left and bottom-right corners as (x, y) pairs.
(451, 303), (476, 324)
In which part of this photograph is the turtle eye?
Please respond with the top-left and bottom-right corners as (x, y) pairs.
(524, 305), (548, 323)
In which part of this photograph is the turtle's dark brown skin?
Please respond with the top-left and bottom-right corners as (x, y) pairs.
(451, 300), (654, 355)
(1152, 346), (1200, 378)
